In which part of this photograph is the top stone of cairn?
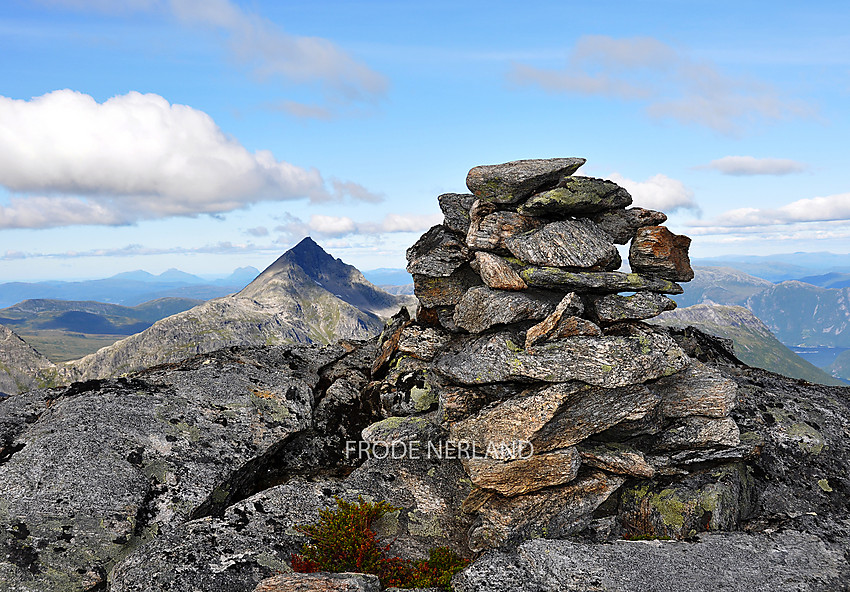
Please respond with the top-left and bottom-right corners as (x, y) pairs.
(466, 157), (586, 204)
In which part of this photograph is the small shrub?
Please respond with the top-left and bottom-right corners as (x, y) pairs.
(291, 496), (468, 590)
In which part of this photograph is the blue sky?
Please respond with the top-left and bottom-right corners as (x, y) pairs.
(1, 0), (848, 281)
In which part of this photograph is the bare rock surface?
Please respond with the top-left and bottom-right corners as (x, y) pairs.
(475, 251), (527, 291)
(406, 225), (469, 277)
(438, 192), (475, 235)
(453, 286), (560, 333)
(517, 176), (632, 216)
(629, 225), (695, 281)
(467, 211), (542, 253)
(591, 291), (677, 323)
(513, 263), (684, 294)
(592, 207), (667, 244)
(504, 219), (621, 270)
(462, 448), (581, 497)
(466, 158), (585, 203)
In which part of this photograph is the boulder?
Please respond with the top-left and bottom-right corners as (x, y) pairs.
(504, 220), (621, 270)
(449, 382), (660, 457)
(512, 263), (684, 294)
(629, 225), (694, 281)
(453, 286), (560, 334)
(406, 225), (469, 277)
(592, 207), (667, 244)
(517, 176), (631, 216)
(439, 192), (476, 235)
(475, 251), (527, 291)
(590, 291), (677, 323)
(466, 158), (586, 203)
(434, 328), (689, 387)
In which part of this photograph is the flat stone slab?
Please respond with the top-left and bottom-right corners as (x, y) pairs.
(656, 416), (741, 451)
(475, 251), (527, 291)
(434, 327), (689, 387)
(517, 176), (632, 216)
(466, 158), (586, 203)
(449, 382), (660, 458)
(467, 210), (542, 252)
(453, 286), (560, 333)
(462, 448), (581, 497)
(591, 291), (677, 323)
(578, 442), (655, 478)
(652, 360), (738, 418)
(505, 220), (621, 270)
(412, 265), (482, 307)
(510, 262), (684, 294)
(254, 572), (381, 592)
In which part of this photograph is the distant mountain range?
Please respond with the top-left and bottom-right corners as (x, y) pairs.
(691, 252), (850, 283)
(68, 238), (413, 380)
(0, 267), (261, 308)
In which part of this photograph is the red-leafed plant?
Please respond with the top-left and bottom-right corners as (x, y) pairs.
(291, 496), (468, 590)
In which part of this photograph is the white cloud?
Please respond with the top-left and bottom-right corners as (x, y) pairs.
(608, 173), (699, 213)
(246, 226), (269, 237)
(509, 35), (812, 134)
(0, 90), (382, 229)
(275, 212), (442, 240)
(689, 192), (850, 229)
(40, 0), (387, 111)
(700, 156), (807, 176)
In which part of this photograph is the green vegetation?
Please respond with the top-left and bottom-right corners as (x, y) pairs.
(292, 497), (468, 590)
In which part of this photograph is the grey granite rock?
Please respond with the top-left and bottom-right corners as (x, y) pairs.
(590, 291), (677, 323)
(592, 206), (668, 244)
(466, 158), (586, 203)
(406, 225), (469, 277)
(453, 531), (850, 592)
(511, 262), (684, 294)
(517, 176), (632, 216)
(453, 286), (560, 334)
(434, 327), (689, 387)
(656, 416), (741, 451)
(438, 192), (476, 235)
(504, 220), (621, 270)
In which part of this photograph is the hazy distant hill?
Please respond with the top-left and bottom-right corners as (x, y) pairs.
(67, 238), (413, 380)
(0, 266), (259, 308)
(826, 349), (850, 382)
(652, 303), (845, 386)
(0, 297), (203, 362)
(674, 267), (773, 308)
(793, 272), (850, 290)
(692, 252), (850, 282)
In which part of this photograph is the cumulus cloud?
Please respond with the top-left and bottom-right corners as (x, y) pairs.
(275, 212), (442, 240)
(0, 90), (382, 229)
(509, 35), (811, 133)
(246, 226), (269, 237)
(608, 173), (699, 213)
(700, 156), (807, 176)
(40, 0), (387, 112)
(688, 192), (850, 230)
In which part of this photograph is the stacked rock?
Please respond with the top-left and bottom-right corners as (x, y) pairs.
(367, 158), (750, 552)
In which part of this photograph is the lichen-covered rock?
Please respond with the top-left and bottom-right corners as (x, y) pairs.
(619, 463), (756, 539)
(466, 158), (586, 203)
(449, 383), (660, 457)
(512, 263), (684, 294)
(629, 225), (694, 281)
(590, 291), (677, 323)
(524, 293), (591, 347)
(475, 251), (527, 291)
(462, 448), (581, 497)
(652, 360), (738, 418)
(254, 573), (381, 592)
(468, 471), (625, 552)
(397, 325), (452, 360)
(517, 176), (631, 216)
(467, 211), (542, 253)
(452, 532), (850, 592)
(592, 207), (667, 244)
(372, 308), (413, 377)
(361, 412), (444, 446)
(439, 192), (476, 235)
(412, 264), (482, 308)
(453, 287), (560, 334)
(406, 225), (469, 277)
(504, 220), (621, 270)
(434, 327), (689, 387)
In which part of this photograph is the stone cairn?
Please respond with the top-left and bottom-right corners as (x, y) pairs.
(365, 158), (751, 553)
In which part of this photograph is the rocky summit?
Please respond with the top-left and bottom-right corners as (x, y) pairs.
(0, 158), (848, 592)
